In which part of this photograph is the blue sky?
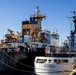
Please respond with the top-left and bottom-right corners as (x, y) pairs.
(0, 0), (76, 44)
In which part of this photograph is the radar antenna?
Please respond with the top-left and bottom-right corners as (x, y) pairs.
(36, 6), (40, 15)
(71, 8), (76, 15)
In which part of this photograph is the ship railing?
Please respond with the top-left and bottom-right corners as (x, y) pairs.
(44, 46), (76, 57)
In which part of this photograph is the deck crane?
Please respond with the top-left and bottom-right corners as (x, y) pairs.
(7, 29), (14, 36)
(6, 29), (18, 42)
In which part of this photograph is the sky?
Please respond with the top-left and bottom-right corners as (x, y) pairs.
(0, 0), (76, 45)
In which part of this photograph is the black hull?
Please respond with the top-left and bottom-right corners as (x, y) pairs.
(0, 48), (45, 74)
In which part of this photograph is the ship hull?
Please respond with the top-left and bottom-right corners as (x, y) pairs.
(0, 48), (45, 74)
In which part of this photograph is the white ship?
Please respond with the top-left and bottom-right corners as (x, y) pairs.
(4, 6), (59, 51)
(34, 10), (76, 75)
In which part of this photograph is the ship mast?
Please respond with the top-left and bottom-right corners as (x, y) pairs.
(67, 9), (76, 32)
(67, 9), (76, 51)
(71, 9), (76, 33)
(34, 6), (46, 30)
(30, 6), (46, 42)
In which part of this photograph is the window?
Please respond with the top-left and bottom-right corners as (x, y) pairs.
(40, 33), (45, 35)
(36, 59), (47, 63)
(48, 60), (52, 63)
(46, 33), (50, 36)
(20, 36), (22, 38)
(54, 59), (68, 64)
(54, 59), (60, 64)
(62, 60), (68, 64)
